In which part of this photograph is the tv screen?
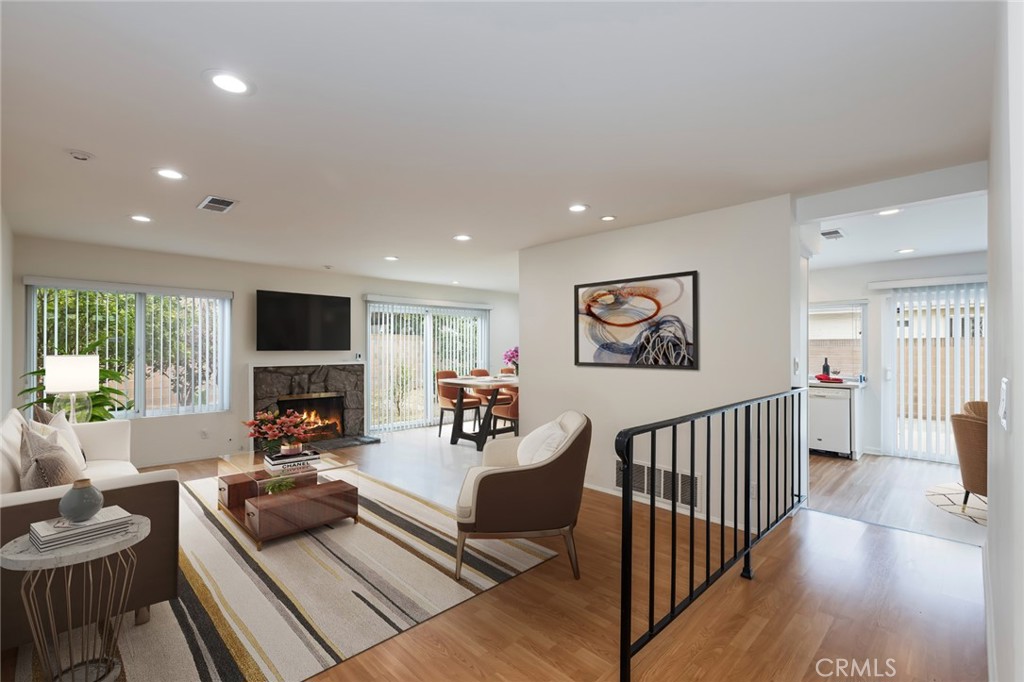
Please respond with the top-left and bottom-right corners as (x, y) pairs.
(257, 290), (351, 351)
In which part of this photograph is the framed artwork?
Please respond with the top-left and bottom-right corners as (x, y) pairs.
(575, 271), (698, 369)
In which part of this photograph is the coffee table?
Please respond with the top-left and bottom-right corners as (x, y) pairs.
(217, 452), (358, 550)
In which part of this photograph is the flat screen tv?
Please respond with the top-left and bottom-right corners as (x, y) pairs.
(256, 290), (352, 351)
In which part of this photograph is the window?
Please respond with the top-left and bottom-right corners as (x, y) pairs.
(366, 300), (488, 431)
(808, 302), (866, 379)
(26, 278), (232, 417)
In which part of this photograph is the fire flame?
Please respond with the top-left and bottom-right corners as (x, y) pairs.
(301, 409), (338, 428)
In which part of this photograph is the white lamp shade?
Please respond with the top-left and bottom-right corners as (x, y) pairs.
(44, 355), (100, 394)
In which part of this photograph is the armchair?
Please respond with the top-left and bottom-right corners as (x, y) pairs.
(951, 412), (987, 506)
(455, 411), (591, 579)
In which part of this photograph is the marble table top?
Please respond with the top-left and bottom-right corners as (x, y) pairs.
(0, 516), (150, 571)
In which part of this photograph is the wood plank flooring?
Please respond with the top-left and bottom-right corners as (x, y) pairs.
(118, 446), (985, 681)
(808, 452), (986, 545)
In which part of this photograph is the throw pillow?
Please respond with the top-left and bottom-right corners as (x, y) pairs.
(20, 428), (83, 490)
(46, 412), (87, 466)
(28, 418), (85, 469)
(33, 405), (56, 424)
(516, 420), (568, 466)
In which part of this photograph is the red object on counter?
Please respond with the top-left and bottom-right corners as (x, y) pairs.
(815, 374), (844, 383)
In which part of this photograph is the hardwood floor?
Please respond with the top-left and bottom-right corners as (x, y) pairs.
(808, 452), (986, 545)
(138, 441), (986, 682)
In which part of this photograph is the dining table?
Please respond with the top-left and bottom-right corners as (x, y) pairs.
(437, 375), (519, 451)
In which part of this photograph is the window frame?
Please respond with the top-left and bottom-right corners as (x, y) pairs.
(24, 276), (233, 418)
(808, 300), (868, 381)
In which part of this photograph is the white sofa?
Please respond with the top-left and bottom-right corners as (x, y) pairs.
(0, 408), (180, 647)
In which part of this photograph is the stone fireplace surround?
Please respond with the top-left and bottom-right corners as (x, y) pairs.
(252, 364), (364, 438)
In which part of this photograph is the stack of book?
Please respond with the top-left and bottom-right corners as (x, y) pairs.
(30, 506), (132, 552)
(265, 448), (321, 471)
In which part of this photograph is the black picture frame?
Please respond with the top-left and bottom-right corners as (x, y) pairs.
(574, 270), (699, 369)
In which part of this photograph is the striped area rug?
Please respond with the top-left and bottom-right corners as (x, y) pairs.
(11, 473), (555, 681)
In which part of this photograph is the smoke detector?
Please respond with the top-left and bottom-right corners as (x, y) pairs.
(66, 149), (94, 162)
(197, 196), (237, 213)
(820, 228), (845, 240)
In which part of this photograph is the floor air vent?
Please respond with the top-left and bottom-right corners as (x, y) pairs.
(197, 196), (237, 213)
(615, 462), (704, 514)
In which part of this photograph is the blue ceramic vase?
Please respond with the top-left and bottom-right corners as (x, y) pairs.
(59, 479), (104, 522)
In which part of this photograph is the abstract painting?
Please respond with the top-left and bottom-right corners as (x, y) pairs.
(575, 271), (698, 369)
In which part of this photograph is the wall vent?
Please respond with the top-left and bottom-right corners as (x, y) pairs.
(615, 462), (704, 514)
(197, 196), (237, 213)
(820, 228), (845, 240)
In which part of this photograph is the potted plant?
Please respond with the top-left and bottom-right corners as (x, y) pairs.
(263, 477), (297, 496)
(503, 345), (519, 374)
(244, 409), (312, 454)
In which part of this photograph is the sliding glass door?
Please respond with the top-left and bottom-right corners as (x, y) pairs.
(886, 282), (987, 462)
(367, 302), (488, 432)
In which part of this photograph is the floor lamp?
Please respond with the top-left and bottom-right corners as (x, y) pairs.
(44, 355), (100, 423)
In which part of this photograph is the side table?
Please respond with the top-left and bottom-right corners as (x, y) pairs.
(0, 515), (150, 682)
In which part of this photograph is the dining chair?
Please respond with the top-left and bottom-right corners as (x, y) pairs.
(467, 368), (512, 406)
(499, 367), (516, 375)
(455, 411), (592, 580)
(436, 371), (481, 437)
(491, 391), (519, 437)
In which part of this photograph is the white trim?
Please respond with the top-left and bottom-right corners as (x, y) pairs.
(23, 276), (233, 300)
(867, 274), (987, 291)
(362, 293), (492, 310)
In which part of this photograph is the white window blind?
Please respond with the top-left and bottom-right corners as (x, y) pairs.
(367, 301), (487, 432)
(27, 280), (232, 417)
(890, 282), (986, 462)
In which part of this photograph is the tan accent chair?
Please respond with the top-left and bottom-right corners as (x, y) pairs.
(491, 391), (520, 437)
(963, 401), (988, 420)
(499, 367), (516, 375)
(467, 368), (512, 406)
(436, 370), (480, 437)
(455, 411), (591, 580)
(951, 412), (987, 506)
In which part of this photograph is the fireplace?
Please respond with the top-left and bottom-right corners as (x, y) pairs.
(252, 364), (365, 441)
(277, 392), (344, 442)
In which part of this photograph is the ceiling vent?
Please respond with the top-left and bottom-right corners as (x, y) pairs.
(820, 228), (845, 240)
(197, 196), (236, 213)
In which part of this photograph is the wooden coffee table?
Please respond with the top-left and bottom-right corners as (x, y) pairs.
(217, 452), (358, 550)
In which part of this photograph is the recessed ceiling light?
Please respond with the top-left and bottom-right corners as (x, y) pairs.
(451, 280), (460, 285)
(878, 208), (902, 216)
(569, 204), (589, 213)
(896, 248), (916, 254)
(601, 215), (616, 222)
(155, 168), (185, 180)
(323, 265), (333, 270)
(453, 234), (472, 241)
(130, 215), (151, 223)
(66, 149), (94, 162)
(384, 256), (399, 261)
(211, 73), (249, 94)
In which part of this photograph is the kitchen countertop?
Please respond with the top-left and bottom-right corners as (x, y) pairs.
(809, 380), (865, 389)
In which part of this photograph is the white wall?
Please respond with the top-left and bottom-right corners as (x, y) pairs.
(11, 236), (518, 467)
(520, 195), (795, 493)
(0, 215), (13, 414)
(809, 252), (987, 454)
(985, 3), (1024, 680)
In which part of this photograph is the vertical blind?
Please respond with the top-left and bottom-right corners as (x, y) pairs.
(890, 282), (986, 462)
(27, 280), (232, 417)
(367, 301), (487, 432)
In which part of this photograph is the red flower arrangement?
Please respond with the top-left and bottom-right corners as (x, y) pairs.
(244, 409), (311, 452)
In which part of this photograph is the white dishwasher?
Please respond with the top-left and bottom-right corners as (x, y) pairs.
(809, 387), (852, 456)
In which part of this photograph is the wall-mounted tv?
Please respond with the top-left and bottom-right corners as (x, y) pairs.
(256, 290), (352, 351)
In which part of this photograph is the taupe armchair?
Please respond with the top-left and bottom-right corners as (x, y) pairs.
(963, 401), (988, 420)
(455, 411), (591, 580)
(951, 412), (987, 506)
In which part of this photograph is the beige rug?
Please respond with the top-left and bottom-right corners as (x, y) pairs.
(11, 472), (555, 681)
(925, 482), (988, 526)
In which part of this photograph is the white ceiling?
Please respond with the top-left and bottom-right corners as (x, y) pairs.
(811, 193), (988, 270)
(1, 2), (997, 292)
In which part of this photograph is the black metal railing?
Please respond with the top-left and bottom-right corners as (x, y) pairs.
(614, 388), (807, 681)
